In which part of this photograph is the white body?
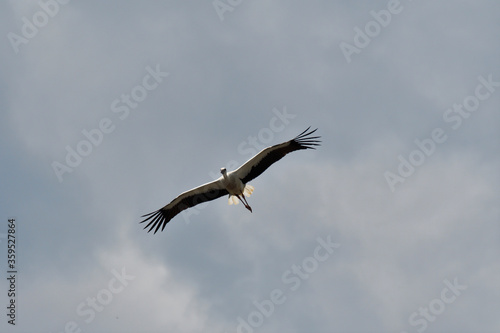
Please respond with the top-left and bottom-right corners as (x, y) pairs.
(221, 168), (254, 206)
(221, 169), (244, 195)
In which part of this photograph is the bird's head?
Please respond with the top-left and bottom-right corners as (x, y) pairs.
(220, 167), (227, 175)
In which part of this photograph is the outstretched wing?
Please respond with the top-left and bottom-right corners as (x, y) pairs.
(140, 179), (229, 233)
(235, 127), (321, 184)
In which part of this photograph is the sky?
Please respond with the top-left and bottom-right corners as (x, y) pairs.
(0, 0), (499, 332)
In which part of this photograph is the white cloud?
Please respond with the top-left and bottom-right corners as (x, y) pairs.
(1, 0), (499, 332)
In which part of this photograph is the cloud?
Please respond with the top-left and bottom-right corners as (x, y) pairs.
(0, 0), (498, 332)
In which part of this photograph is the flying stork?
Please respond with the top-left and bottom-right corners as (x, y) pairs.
(140, 127), (321, 233)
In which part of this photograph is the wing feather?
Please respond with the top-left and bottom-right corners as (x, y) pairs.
(140, 179), (229, 233)
(235, 127), (321, 184)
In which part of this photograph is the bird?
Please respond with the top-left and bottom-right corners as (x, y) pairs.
(140, 127), (321, 233)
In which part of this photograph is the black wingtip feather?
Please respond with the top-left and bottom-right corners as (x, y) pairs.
(140, 209), (169, 234)
(292, 126), (321, 150)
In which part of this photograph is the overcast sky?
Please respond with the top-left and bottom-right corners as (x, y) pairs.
(1, 1), (499, 332)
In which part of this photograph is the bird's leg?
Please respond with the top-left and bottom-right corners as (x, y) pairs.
(237, 194), (252, 213)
